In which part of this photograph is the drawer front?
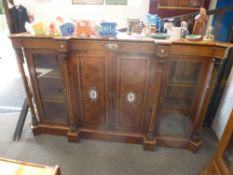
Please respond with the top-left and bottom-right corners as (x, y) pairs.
(70, 40), (156, 54)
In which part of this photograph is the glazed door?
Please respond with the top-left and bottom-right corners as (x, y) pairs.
(202, 111), (233, 175)
(72, 51), (110, 129)
(216, 111), (233, 175)
(220, 134), (233, 174)
(156, 56), (211, 140)
(112, 53), (152, 132)
(26, 49), (68, 125)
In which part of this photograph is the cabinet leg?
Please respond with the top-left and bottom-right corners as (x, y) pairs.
(70, 123), (78, 132)
(146, 130), (154, 140)
(31, 125), (41, 136)
(143, 136), (156, 151)
(188, 138), (202, 153)
(31, 114), (39, 126)
(191, 131), (201, 142)
(67, 130), (80, 143)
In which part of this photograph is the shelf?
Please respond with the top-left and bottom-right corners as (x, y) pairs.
(44, 99), (64, 103)
(36, 69), (61, 79)
(164, 98), (192, 111)
(168, 78), (197, 86)
(167, 82), (196, 88)
(163, 108), (190, 114)
(40, 74), (60, 79)
(38, 72), (60, 79)
(43, 96), (64, 103)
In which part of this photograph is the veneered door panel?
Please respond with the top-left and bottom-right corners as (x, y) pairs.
(74, 54), (109, 128)
(114, 55), (151, 132)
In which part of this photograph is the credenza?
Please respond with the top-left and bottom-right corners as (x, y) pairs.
(10, 34), (232, 151)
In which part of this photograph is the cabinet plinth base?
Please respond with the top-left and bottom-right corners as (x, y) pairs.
(31, 125), (41, 136)
(79, 128), (144, 144)
(156, 135), (202, 153)
(31, 125), (203, 152)
(31, 124), (69, 136)
(143, 137), (156, 151)
(67, 130), (80, 143)
(189, 140), (202, 153)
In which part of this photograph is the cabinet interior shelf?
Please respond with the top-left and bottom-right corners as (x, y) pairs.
(163, 108), (190, 114)
(37, 70), (61, 79)
(44, 98), (64, 103)
(167, 82), (196, 88)
(39, 74), (61, 79)
(169, 77), (197, 84)
(164, 99), (192, 112)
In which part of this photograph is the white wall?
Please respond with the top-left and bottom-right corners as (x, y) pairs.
(212, 67), (233, 140)
(14, 0), (150, 28)
(206, 0), (217, 29)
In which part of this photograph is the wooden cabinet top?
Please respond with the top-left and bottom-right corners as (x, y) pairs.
(9, 33), (233, 59)
(0, 157), (60, 175)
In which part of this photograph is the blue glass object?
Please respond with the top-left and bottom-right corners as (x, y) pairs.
(99, 22), (117, 37)
(59, 22), (75, 36)
(157, 17), (161, 32)
(147, 14), (158, 26)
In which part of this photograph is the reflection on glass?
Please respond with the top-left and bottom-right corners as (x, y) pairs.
(169, 61), (201, 84)
(165, 86), (195, 111)
(33, 54), (67, 123)
(158, 60), (201, 137)
(223, 135), (233, 169)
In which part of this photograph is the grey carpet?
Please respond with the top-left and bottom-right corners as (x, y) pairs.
(0, 114), (217, 175)
(0, 78), (24, 113)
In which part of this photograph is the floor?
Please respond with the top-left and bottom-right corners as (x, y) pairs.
(0, 112), (217, 175)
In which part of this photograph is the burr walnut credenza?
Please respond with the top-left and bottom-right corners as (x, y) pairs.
(10, 34), (232, 152)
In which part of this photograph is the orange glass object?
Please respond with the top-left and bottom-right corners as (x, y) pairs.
(75, 21), (96, 37)
(150, 25), (156, 34)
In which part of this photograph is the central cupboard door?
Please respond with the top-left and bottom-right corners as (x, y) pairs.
(113, 53), (152, 132)
(73, 51), (110, 129)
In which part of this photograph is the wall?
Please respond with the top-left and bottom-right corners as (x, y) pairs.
(212, 68), (233, 140)
(212, 0), (233, 42)
(211, 0), (233, 140)
(206, 0), (217, 30)
(0, 15), (8, 33)
(14, 0), (150, 28)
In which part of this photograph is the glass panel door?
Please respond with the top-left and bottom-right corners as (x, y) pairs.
(32, 53), (67, 124)
(222, 135), (233, 171)
(157, 59), (202, 138)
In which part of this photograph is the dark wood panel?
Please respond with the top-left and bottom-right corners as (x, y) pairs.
(74, 53), (109, 128)
(70, 40), (156, 54)
(114, 54), (151, 132)
(149, 0), (210, 18)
